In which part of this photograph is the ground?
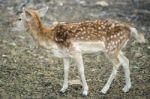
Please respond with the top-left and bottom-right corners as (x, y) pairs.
(0, 0), (150, 98)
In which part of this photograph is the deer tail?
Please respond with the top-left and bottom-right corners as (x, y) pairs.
(129, 27), (145, 43)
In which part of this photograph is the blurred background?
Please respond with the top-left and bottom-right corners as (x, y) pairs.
(0, 0), (150, 98)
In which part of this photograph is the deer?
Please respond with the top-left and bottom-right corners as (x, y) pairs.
(12, 7), (145, 96)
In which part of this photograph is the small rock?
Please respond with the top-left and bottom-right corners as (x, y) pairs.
(95, 1), (109, 7)
(135, 52), (143, 58)
(2, 54), (8, 57)
(9, 42), (16, 46)
(58, 2), (63, 6)
(147, 46), (150, 49)
(91, 69), (97, 72)
(75, 0), (86, 5)
(141, 27), (146, 31)
(69, 80), (82, 85)
(39, 56), (44, 59)
(18, 35), (25, 39)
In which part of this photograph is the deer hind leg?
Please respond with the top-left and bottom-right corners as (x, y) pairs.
(101, 53), (121, 94)
(118, 51), (131, 92)
(60, 58), (70, 93)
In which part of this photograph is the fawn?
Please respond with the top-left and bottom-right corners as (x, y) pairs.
(13, 7), (145, 96)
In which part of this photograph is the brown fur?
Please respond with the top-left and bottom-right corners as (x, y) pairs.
(52, 20), (131, 50)
(25, 10), (53, 43)
(25, 9), (131, 54)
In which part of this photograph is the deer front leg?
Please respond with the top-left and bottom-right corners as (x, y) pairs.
(101, 53), (121, 94)
(73, 52), (88, 96)
(101, 66), (119, 94)
(60, 58), (70, 93)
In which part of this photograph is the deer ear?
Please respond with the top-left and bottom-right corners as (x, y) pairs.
(23, 8), (32, 21)
(38, 6), (49, 17)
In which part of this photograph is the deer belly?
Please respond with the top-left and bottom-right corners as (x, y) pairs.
(77, 41), (105, 53)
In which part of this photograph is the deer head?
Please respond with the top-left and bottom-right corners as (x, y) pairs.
(12, 6), (49, 32)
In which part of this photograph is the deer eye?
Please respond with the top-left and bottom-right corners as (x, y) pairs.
(18, 18), (22, 21)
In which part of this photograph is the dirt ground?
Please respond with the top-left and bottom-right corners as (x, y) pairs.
(0, 0), (150, 98)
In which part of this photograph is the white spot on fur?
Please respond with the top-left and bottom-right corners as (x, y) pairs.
(111, 35), (113, 38)
(112, 41), (114, 45)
